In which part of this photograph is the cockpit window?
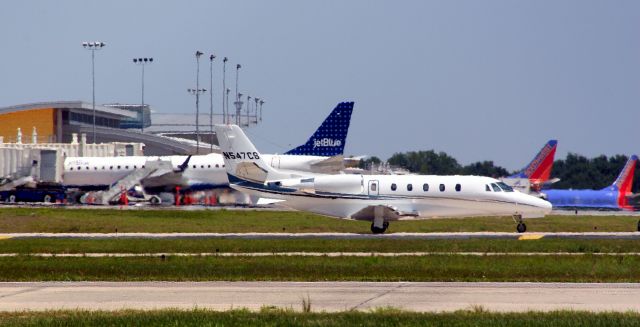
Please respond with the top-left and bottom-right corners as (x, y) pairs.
(485, 184), (491, 192)
(497, 182), (514, 192)
(490, 183), (501, 192)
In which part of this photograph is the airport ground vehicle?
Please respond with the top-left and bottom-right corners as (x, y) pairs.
(0, 183), (65, 203)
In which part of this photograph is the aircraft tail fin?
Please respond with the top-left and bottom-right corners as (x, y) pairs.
(509, 140), (558, 183)
(612, 155), (638, 193)
(215, 124), (291, 183)
(285, 101), (354, 156)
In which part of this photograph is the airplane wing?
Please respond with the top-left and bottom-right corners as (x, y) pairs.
(350, 205), (419, 221)
(308, 155), (345, 174)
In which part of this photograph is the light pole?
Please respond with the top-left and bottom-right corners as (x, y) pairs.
(209, 54), (215, 151)
(133, 57), (153, 133)
(222, 57), (228, 124)
(234, 64), (242, 126)
(259, 100), (264, 122)
(82, 41), (106, 143)
(246, 95), (251, 126)
(194, 51), (203, 153)
(236, 93), (243, 125)
(225, 88), (231, 124)
(254, 97), (260, 124)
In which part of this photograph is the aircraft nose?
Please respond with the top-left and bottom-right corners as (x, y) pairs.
(523, 193), (552, 214)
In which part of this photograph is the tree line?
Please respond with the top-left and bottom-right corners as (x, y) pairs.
(360, 151), (640, 192)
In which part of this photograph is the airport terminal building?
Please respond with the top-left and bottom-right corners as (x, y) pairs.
(0, 101), (214, 155)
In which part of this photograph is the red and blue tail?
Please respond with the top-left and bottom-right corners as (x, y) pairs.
(611, 155), (638, 209)
(510, 140), (558, 184)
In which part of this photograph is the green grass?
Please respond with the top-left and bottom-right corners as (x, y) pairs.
(1, 309), (640, 326)
(1, 238), (640, 254)
(0, 207), (638, 233)
(0, 254), (638, 282)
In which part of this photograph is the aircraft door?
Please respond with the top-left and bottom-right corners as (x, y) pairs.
(368, 180), (379, 196)
(270, 156), (280, 169)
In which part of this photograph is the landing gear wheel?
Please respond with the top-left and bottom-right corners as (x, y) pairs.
(8, 194), (16, 203)
(371, 222), (389, 234)
(43, 194), (52, 203)
(149, 196), (161, 205)
(517, 223), (527, 233)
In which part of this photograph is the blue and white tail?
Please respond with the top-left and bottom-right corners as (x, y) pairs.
(285, 101), (354, 156)
(215, 124), (291, 183)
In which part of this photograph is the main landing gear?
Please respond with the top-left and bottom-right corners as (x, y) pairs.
(371, 206), (389, 234)
(371, 221), (389, 234)
(513, 214), (527, 233)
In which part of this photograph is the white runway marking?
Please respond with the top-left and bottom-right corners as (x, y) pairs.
(0, 282), (639, 312)
(1, 232), (640, 240)
(0, 252), (639, 257)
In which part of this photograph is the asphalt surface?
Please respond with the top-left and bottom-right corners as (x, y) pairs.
(0, 282), (639, 312)
(1, 232), (640, 240)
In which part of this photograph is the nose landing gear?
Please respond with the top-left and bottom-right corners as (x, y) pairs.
(513, 214), (527, 233)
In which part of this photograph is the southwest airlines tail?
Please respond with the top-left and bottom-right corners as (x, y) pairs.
(611, 155), (638, 209)
(285, 102), (354, 156)
(510, 140), (558, 184)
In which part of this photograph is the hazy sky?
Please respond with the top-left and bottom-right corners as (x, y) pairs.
(1, 1), (639, 170)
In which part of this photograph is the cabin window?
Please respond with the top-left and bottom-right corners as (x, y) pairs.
(208, 165), (211, 168)
(407, 184), (413, 191)
(70, 167), (73, 171)
(109, 166), (113, 170)
(102, 166), (105, 170)
(193, 165), (196, 169)
(94, 167), (97, 170)
(423, 183), (429, 191)
(222, 165), (225, 168)
(215, 164), (219, 168)
(391, 183), (397, 191)
(86, 166), (89, 170)
(371, 183), (377, 192)
(125, 166), (129, 169)
(134, 165), (137, 169)
(455, 184), (461, 192)
(439, 184), (445, 192)
(491, 183), (501, 192)
(486, 184), (491, 192)
(201, 165), (204, 169)
(497, 182), (514, 192)
(142, 165), (145, 169)
(77, 166), (81, 170)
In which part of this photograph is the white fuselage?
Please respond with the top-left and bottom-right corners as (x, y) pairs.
(63, 153), (329, 189)
(231, 174), (552, 220)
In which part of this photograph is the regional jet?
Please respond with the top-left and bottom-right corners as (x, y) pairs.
(215, 124), (552, 234)
(63, 102), (355, 193)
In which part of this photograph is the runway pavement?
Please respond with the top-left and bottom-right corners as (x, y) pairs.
(1, 232), (640, 240)
(0, 282), (639, 312)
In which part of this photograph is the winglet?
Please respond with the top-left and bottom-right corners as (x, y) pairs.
(176, 155), (192, 172)
(510, 140), (558, 184)
(285, 101), (354, 156)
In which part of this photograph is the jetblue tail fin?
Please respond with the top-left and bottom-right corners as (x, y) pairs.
(285, 101), (354, 156)
(509, 140), (558, 183)
(215, 124), (292, 183)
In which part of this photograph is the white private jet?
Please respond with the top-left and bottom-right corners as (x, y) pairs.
(63, 102), (356, 193)
(215, 124), (552, 234)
